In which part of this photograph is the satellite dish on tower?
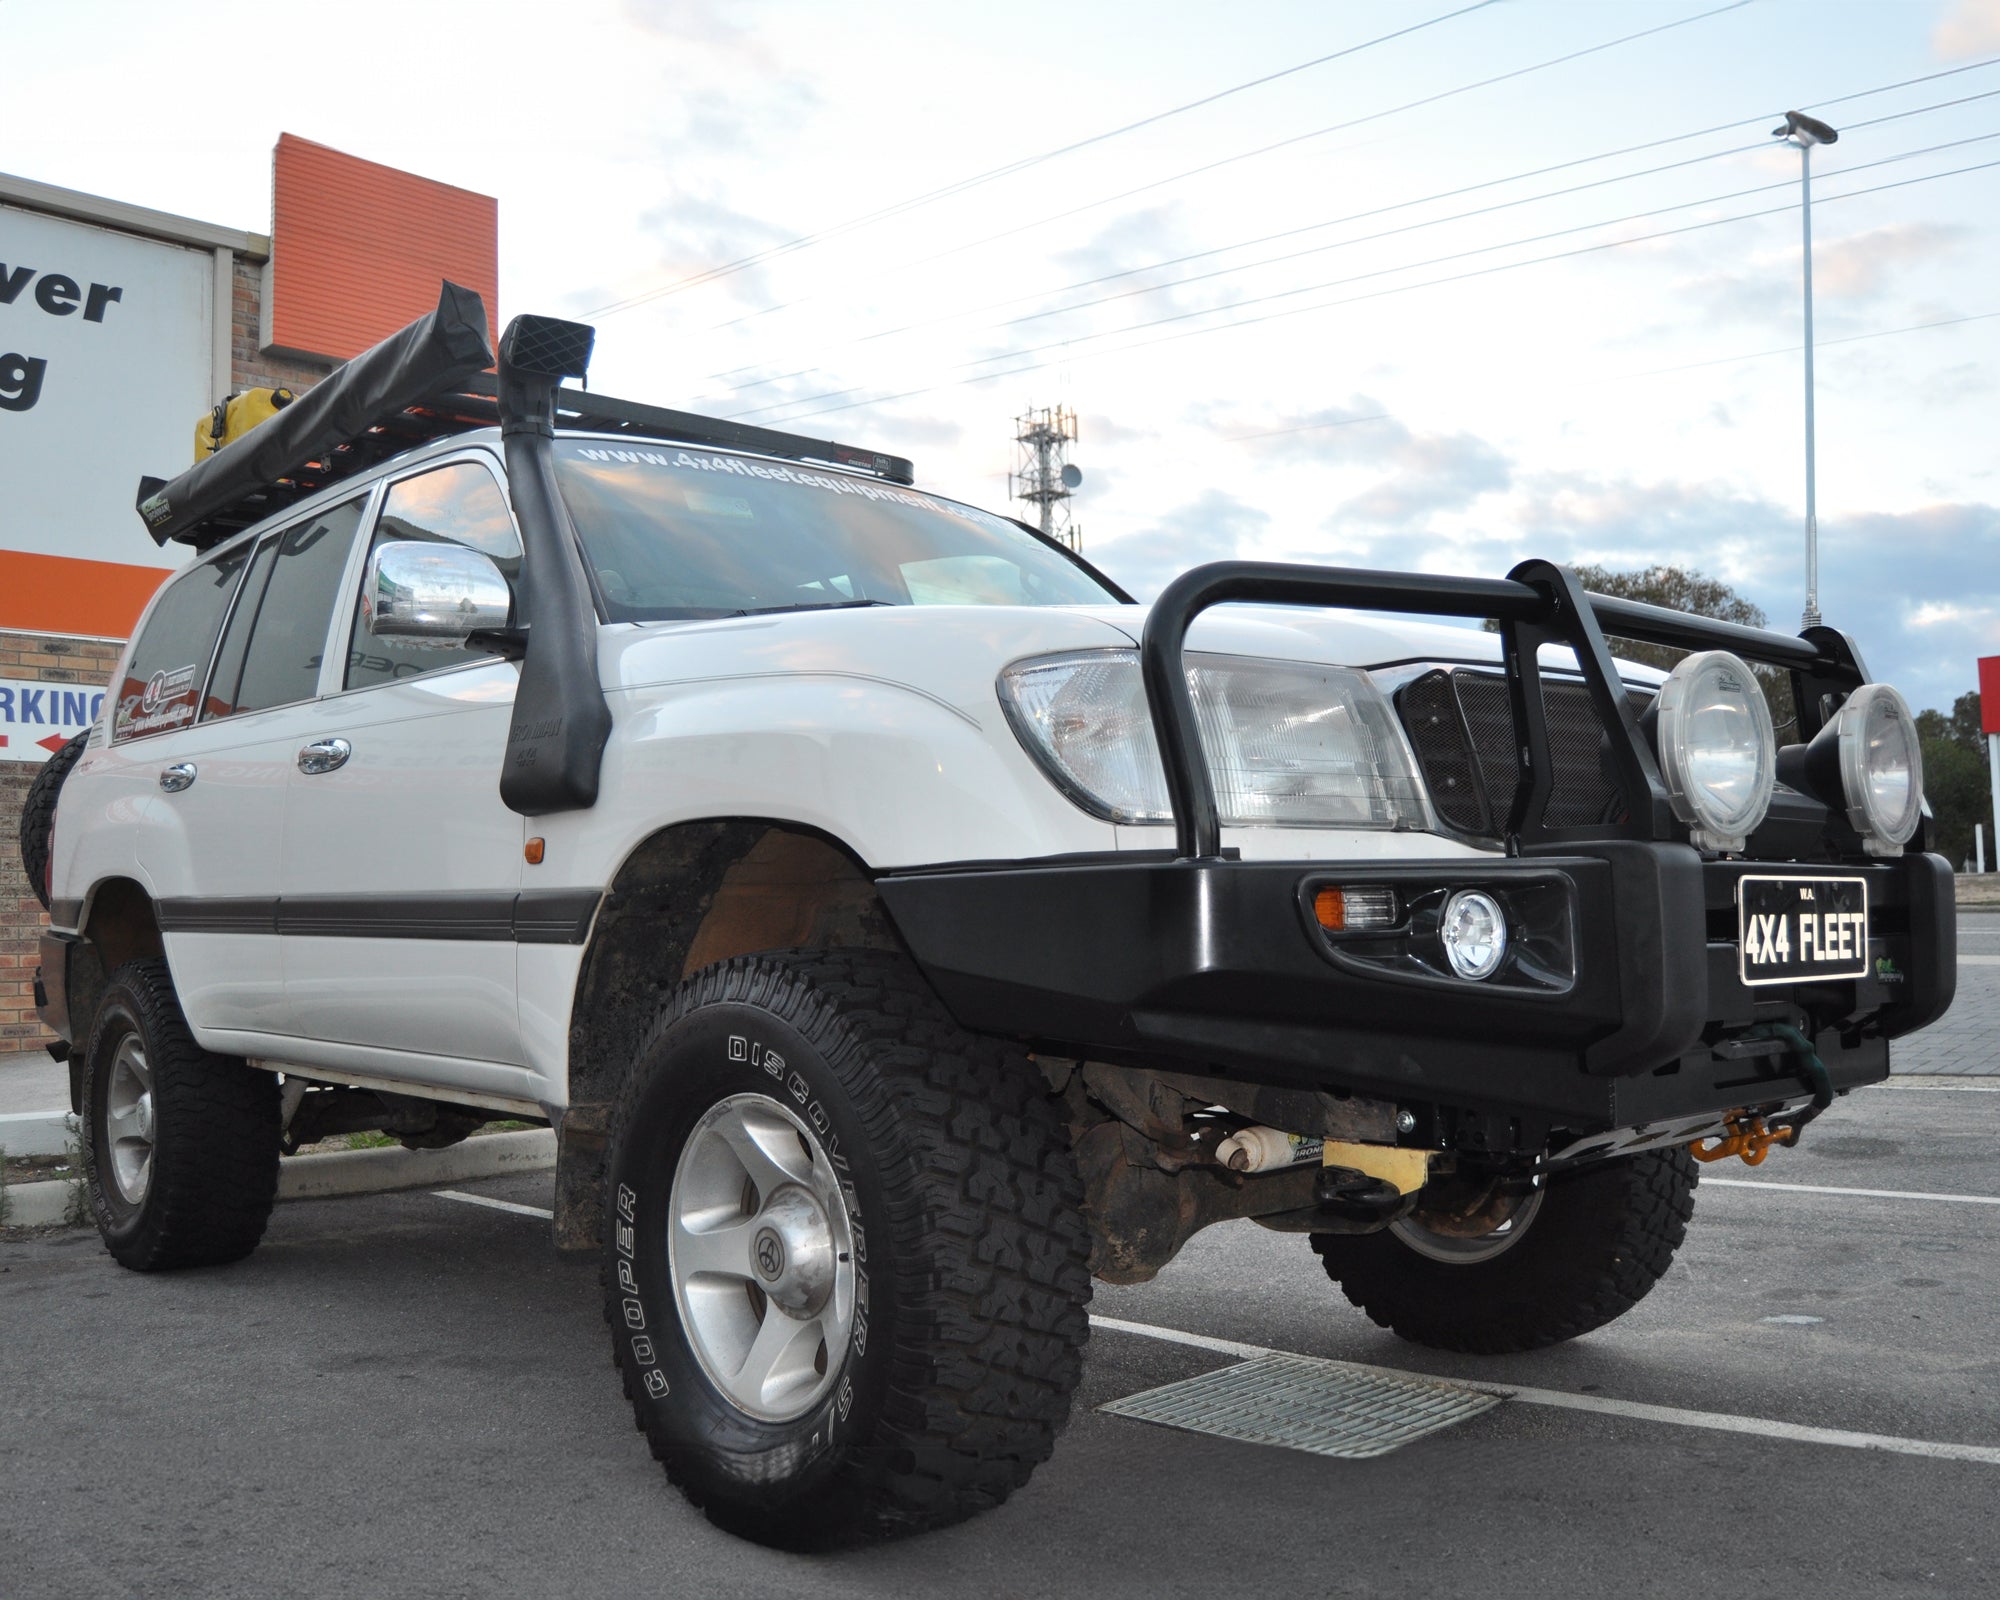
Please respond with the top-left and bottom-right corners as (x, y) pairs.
(1060, 463), (1083, 490)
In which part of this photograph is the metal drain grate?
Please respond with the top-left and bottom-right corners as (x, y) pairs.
(1099, 1352), (1501, 1459)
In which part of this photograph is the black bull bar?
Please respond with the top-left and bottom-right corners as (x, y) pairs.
(877, 559), (1956, 1138)
(1143, 557), (1863, 860)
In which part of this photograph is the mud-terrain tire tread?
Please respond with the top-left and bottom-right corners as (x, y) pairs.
(603, 949), (1091, 1547)
(1312, 1149), (1698, 1354)
(18, 730), (88, 912)
(82, 958), (281, 1270)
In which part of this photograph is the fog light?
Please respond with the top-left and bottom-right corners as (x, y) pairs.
(1440, 890), (1507, 980)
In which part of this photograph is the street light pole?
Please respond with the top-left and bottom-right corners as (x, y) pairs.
(1775, 110), (1839, 632)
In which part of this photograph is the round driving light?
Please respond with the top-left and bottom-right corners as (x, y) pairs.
(1440, 889), (1507, 981)
(1654, 650), (1776, 852)
(1828, 683), (1924, 851)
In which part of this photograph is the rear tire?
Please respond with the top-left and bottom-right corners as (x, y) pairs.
(1311, 1149), (1698, 1354)
(80, 958), (281, 1270)
(18, 729), (88, 911)
(603, 950), (1091, 1548)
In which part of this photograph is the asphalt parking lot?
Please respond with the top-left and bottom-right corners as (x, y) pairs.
(7, 936), (2000, 1597)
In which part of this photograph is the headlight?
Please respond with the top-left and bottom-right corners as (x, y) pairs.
(1653, 650), (1775, 852)
(998, 649), (1427, 829)
(1808, 682), (1924, 852)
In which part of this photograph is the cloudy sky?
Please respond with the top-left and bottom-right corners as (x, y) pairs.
(5, 0), (1997, 712)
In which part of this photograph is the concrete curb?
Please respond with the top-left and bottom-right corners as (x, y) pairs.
(0, 1110), (77, 1158)
(1, 1174), (82, 1228)
(1, 1128), (556, 1231)
(276, 1128), (555, 1200)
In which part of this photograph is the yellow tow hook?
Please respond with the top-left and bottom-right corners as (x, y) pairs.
(1688, 1022), (1837, 1167)
(1690, 1113), (1785, 1166)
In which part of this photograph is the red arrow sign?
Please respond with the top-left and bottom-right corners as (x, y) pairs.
(37, 733), (69, 753)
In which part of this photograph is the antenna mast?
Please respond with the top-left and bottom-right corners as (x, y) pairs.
(1009, 404), (1083, 551)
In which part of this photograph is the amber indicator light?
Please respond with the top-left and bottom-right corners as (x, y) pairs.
(525, 836), (545, 865)
(1314, 887), (1345, 930)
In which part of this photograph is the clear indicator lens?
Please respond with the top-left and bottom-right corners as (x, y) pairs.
(1440, 889), (1507, 980)
(1315, 885), (1398, 931)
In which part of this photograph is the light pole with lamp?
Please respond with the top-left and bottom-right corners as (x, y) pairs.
(1774, 109), (1839, 632)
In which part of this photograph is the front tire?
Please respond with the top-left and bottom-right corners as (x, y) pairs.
(80, 958), (282, 1270)
(603, 951), (1091, 1548)
(1311, 1149), (1698, 1354)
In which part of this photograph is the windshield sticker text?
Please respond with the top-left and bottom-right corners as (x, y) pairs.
(570, 445), (1009, 532)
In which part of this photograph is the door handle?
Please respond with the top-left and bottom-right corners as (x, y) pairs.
(159, 763), (197, 792)
(298, 738), (352, 775)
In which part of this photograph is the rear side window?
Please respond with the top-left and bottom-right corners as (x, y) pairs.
(112, 544), (255, 741)
(223, 499), (366, 716)
(199, 538), (280, 723)
(344, 461), (521, 690)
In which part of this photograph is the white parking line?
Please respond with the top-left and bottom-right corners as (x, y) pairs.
(433, 1172), (2000, 1221)
(1088, 1315), (2000, 1467)
(1704, 1177), (2000, 1206)
(1883, 1082), (2000, 1092)
(1958, 954), (2000, 965)
(423, 1187), (2000, 1465)
(434, 1189), (556, 1219)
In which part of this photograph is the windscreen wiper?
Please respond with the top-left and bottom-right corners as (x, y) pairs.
(727, 599), (897, 616)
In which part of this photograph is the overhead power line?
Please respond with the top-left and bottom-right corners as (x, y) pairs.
(728, 132), (2000, 419)
(889, 2), (1760, 277)
(707, 61), (1999, 401)
(976, 127), (2000, 346)
(704, 0), (1761, 351)
(1210, 308), (2000, 446)
(583, 1), (1501, 320)
(745, 155), (2000, 427)
(988, 88), (2000, 338)
(1208, 306), (1992, 446)
(1612, 309), (2000, 382)
(706, 133), (1770, 400)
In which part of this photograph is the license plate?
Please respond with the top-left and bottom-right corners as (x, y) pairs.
(1736, 874), (1870, 987)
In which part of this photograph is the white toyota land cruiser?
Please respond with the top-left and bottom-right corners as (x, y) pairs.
(24, 286), (1955, 1547)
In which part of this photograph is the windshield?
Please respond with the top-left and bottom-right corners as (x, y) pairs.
(553, 441), (1120, 621)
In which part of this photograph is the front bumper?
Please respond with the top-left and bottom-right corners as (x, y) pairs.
(877, 844), (1954, 1139)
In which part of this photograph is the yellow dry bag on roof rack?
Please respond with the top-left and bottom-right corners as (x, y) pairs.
(193, 387), (295, 463)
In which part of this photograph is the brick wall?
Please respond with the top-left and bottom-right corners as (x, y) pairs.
(233, 256), (334, 394)
(1, 634), (125, 1054)
(2, 248), (329, 1057)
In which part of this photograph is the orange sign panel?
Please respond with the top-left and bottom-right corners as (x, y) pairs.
(0, 549), (170, 638)
(266, 133), (498, 363)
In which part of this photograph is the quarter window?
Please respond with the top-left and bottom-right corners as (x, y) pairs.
(345, 461), (522, 690)
(112, 543), (255, 742)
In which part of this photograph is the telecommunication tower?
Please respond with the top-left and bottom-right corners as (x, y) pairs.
(1009, 405), (1083, 551)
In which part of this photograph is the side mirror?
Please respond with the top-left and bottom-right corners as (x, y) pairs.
(363, 541), (511, 641)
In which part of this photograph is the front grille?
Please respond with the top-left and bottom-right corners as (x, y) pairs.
(1398, 668), (1633, 839)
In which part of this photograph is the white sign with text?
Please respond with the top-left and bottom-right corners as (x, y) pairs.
(2, 206), (212, 569)
(0, 672), (103, 762)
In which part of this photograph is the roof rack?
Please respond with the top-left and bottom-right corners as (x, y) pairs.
(549, 387), (914, 487)
(136, 286), (916, 553)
